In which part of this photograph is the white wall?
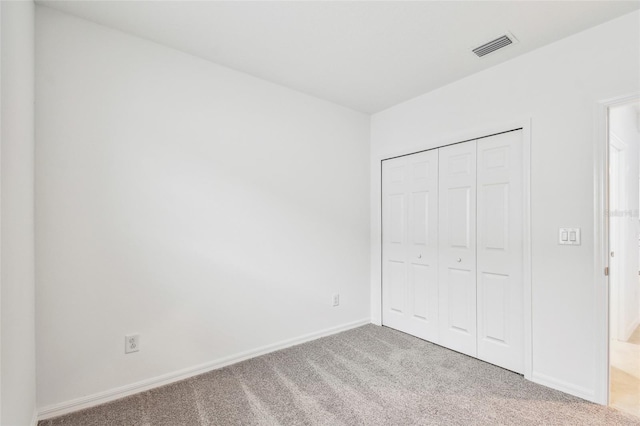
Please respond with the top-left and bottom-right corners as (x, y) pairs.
(609, 103), (640, 341)
(35, 6), (370, 410)
(370, 11), (640, 401)
(1, 1), (37, 425)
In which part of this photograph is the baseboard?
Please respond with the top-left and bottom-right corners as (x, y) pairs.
(31, 408), (39, 426)
(37, 318), (370, 421)
(530, 371), (596, 402)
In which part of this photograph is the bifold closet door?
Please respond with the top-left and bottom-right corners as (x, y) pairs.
(382, 131), (525, 373)
(382, 150), (439, 342)
(438, 141), (477, 357)
(476, 130), (524, 374)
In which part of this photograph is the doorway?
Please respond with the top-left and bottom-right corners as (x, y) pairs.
(608, 99), (640, 417)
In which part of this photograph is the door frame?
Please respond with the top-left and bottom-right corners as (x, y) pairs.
(593, 92), (640, 405)
(609, 131), (630, 343)
(377, 118), (532, 379)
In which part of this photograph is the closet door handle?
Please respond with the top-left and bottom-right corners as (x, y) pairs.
(457, 258), (462, 262)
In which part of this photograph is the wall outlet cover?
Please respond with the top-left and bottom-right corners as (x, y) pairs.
(125, 334), (140, 354)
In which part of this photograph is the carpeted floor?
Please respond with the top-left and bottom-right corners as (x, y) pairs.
(40, 324), (640, 425)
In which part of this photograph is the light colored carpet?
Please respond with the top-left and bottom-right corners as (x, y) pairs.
(40, 324), (640, 425)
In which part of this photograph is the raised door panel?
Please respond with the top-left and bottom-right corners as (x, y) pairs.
(388, 260), (406, 313)
(438, 141), (477, 357)
(476, 130), (524, 373)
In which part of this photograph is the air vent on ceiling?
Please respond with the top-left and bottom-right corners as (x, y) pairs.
(472, 33), (517, 57)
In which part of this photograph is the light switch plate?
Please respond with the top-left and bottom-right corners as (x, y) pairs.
(559, 228), (581, 245)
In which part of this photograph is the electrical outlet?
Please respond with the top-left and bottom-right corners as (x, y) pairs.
(332, 293), (340, 307)
(125, 334), (140, 354)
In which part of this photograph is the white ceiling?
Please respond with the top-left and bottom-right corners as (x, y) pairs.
(38, 1), (640, 114)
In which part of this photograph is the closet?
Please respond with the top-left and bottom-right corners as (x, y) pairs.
(382, 129), (524, 374)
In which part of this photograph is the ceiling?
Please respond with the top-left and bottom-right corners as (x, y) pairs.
(38, 1), (640, 114)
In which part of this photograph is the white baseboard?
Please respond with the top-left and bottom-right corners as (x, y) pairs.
(37, 318), (370, 421)
(622, 317), (640, 342)
(530, 371), (596, 402)
(31, 409), (39, 426)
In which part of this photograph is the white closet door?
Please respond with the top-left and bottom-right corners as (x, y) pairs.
(438, 141), (477, 357)
(382, 150), (439, 342)
(476, 131), (524, 373)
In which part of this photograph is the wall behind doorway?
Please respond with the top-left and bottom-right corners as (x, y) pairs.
(609, 102), (640, 342)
